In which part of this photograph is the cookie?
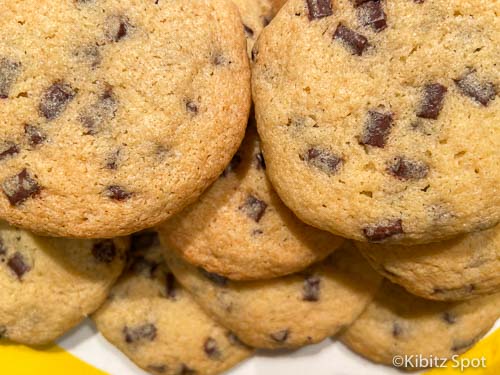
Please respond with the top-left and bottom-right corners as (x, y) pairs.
(356, 225), (500, 301)
(0, 221), (128, 345)
(93, 232), (253, 375)
(252, 0), (499, 245)
(0, 0), (250, 238)
(340, 280), (500, 368)
(158, 125), (344, 280)
(233, 0), (275, 57)
(164, 241), (382, 349)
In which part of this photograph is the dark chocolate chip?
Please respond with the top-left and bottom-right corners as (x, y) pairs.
(0, 142), (20, 161)
(74, 45), (102, 69)
(105, 185), (132, 201)
(147, 365), (167, 374)
(123, 323), (157, 343)
(417, 83), (448, 119)
(0, 58), (21, 99)
(363, 219), (404, 242)
(2, 169), (41, 206)
(306, 0), (333, 20)
(203, 337), (220, 358)
(166, 272), (176, 299)
(270, 329), (289, 343)
(179, 364), (196, 375)
(0, 326), (6, 338)
(359, 110), (393, 148)
(185, 100), (199, 115)
(39, 82), (76, 120)
(392, 322), (402, 337)
(80, 88), (118, 135)
(243, 24), (254, 38)
(105, 149), (121, 170)
(212, 52), (227, 66)
(300, 147), (343, 175)
(24, 124), (47, 147)
(303, 275), (321, 302)
(130, 232), (159, 252)
(0, 238), (6, 255)
(388, 157), (429, 180)
(226, 331), (249, 348)
(358, 1), (387, 32)
(333, 23), (368, 56)
(239, 195), (268, 222)
(199, 268), (229, 286)
(454, 70), (497, 106)
(106, 15), (133, 42)
(222, 153), (242, 176)
(442, 312), (457, 324)
(92, 240), (117, 263)
(255, 152), (266, 170)
(7, 252), (30, 280)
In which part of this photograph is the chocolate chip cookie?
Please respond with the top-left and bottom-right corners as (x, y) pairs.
(233, 0), (275, 57)
(0, 221), (128, 345)
(356, 225), (500, 301)
(0, 0), (250, 238)
(158, 125), (344, 280)
(93, 232), (252, 375)
(164, 242), (382, 349)
(340, 280), (500, 368)
(252, 0), (499, 244)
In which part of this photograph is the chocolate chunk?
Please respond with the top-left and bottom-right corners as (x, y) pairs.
(363, 219), (404, 242)
(80, 88), (118, 135)
(388, 157), (429, 180)
(270, 329), (289, 343)
(303, 275), (321, 301)
(92, 240), (116, 263)
(417, 83), (447, 119)
(130, 232), (158, 252)
(359, 110), (393, 148)
(106, 15), (133, 42)
(442, 312), (456, 324)
(105, 149), (121, 170)
(7, 252), (30, 280)
(222, 153), (242, 176)
(300, 147), (343, 175)
(333, 23), (368, 56)
(39, 82), (76, 120)
(306, 0), (333, 20)
(185, 100), (198, 115)
(74, 45), (102, 69)
(255, 152), (266, 170)
(243, 24), (254, 38)
(0, 142), (20, 161)
(203, 337), (220, 358)
(166, 272), (176, 299)
(105, 185), (132, 201)
(123, 323), (157, 343)
(2, 169), (41, 206)
(147, 365), (167, 374)
(392, 322), (402, 337)
(199, 268), (229, 286)
(239, 195), (268, 222)
(454, 70), (497, 106)
(24, 124), (47, 147)
(358, 1), (387, 32)
(179, 364), (196, 375)
(0, 58), (21, 99)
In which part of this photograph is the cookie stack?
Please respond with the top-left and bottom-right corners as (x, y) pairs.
(0, 0), (498, 374)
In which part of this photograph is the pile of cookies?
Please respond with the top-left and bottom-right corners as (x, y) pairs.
(0, 0), (498, 374)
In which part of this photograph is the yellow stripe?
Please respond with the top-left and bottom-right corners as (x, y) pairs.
(0, 340), (106, 375)
(425, 329), (499, 374)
